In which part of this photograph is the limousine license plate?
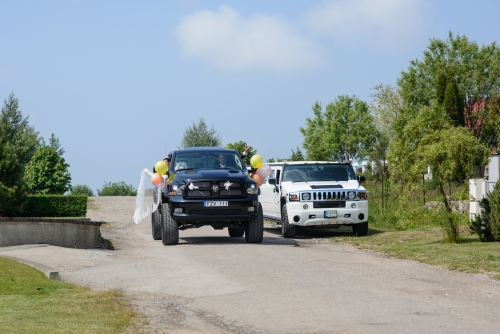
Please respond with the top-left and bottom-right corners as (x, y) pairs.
(324, 210), (337, 218)
(204, 201), (228, 207)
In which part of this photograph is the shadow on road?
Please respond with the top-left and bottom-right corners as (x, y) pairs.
(178, 235), (299, 246)
(264, 225), (386, 239)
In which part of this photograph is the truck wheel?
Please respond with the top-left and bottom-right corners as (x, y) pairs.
(161, 203), (179, 245)
(352, 221), (369, 236)
(151, 208), (162, 240)
(245, 203), (263, 243)
(228, 227), (245, 237)
(281, 203), (296, 238)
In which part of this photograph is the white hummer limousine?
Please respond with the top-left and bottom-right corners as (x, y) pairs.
(259, 161), (368, 238)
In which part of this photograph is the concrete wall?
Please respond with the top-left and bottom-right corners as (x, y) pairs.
(0, 218), (102, 249)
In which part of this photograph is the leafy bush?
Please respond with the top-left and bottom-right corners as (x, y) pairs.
(469, 198), (495, 242)
(489, 185), (500, 240)
(366, 177), (469, 233)
(24, 146), (71, 194)
(97, 182), (136, 196)
(0, 141), (26, 216)
(22, 195), (87, 217)
(70, 184), (95, 197)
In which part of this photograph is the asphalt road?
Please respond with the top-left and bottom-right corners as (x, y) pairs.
(1, 197), (500, 334)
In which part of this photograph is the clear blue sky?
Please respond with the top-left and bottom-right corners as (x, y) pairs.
(1, 0), (499, 194)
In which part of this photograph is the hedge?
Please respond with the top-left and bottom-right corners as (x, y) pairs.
(21, 195), (87, 217)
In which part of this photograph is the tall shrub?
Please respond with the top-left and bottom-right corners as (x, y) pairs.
(0, 142), (26, 216)
(489, 185), (500, 240)
(97, 182), (136, 196)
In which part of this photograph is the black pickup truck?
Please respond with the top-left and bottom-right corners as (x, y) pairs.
(151, 147), (263, 245)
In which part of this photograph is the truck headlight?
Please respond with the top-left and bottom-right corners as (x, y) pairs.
(169, 184), (184, 196)
(246, 184), (258, 194)
(347, 191), (356, 200)
(302, 193), (311, 201)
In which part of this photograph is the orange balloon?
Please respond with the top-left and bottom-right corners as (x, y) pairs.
(151, 173), (163, 186)
(252, 173), (264, 186)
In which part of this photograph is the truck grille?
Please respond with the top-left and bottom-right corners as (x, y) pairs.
(185, 181), (244, 198)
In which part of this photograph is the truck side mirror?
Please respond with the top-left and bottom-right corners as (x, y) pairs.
(357, 175), (366, 183)
(268, 178), (276, 185)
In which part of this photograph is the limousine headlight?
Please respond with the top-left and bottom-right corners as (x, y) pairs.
(302, 193), (311, 201)
(347, 191), (356, 200)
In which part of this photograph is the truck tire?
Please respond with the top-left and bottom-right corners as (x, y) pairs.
(245, 203), (263, 243)
(281, 203), (296, 238)
(352, 221), (368, 236)
(161, 203), (179, 245)
(151, 208), (162, 240)
(228, 227), (245, 237)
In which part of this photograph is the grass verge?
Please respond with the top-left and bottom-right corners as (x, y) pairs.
(329, 227), (500, 280)
(0, 257), (144, 334)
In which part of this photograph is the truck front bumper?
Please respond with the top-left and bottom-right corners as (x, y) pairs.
(168, 197), (259, 222)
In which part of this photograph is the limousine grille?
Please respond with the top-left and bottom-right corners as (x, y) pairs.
(311, 191), (347, 201)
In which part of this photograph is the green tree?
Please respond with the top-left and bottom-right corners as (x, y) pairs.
(398, 32), (500, 147)
(389, 104), (489, 242)
(489, 183), (500, 240)
(435, 70), (448, 105)
(70, 184), (95, 197)
(180, 118), (221, 148)
(46, 133), (65, 156)
(24, 146), (72, 194)
(97, 181), (136, 196)
(300, 96), (378, 162)
(225, 140), (257, 165)
(370, 84), (402, 141)
(369, 85), (401, 210)
(0, 92), (40, 167)
(0, 141), (26, 216)
(366, 135), (389, 208)
(442, 70), (465, 126)
(289, 147), (304, 161)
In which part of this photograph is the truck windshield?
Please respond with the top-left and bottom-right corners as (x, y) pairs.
(282, 164), (356, 182)
(172, 152), (244, 171)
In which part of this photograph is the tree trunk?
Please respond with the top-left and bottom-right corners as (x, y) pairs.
(439, 178), (458, 242)
(381, 168), (385, 211)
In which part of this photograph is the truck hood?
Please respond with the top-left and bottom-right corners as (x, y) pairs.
(171, 169), (252, 184)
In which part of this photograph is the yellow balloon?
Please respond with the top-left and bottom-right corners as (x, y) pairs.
(155, 160), (168, 174)
(250, 154), (263, 169)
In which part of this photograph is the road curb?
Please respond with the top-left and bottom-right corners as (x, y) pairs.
(0, 253), (60, 280)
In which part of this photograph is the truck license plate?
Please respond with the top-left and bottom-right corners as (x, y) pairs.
(204, 201), (228, 207)
(324, 210), (337, 218)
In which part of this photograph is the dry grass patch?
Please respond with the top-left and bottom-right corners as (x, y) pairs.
(330, 227), (500, 280)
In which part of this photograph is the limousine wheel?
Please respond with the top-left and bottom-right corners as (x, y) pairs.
(281, 203), (296, 238)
